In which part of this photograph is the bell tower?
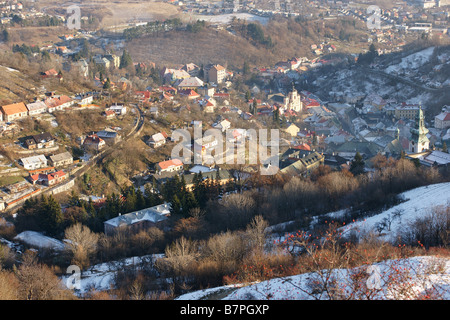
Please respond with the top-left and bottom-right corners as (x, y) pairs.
(409, 105), (429, 153)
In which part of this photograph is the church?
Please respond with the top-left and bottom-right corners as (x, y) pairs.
(409, 105), (429, 153)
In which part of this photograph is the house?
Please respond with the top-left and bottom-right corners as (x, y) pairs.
(179, 89), (200, 100)
(284, 123), (300, 137)
(44, 95), (74, 113)
(19, 155), (48, 170)
(213, 119), (231, 132)
(83, 134), (106, 151)
(1, 102), (28, 122)
(205, 64), (226, 84)
(156, 159), (184, 174)
(435, 110), (450, 130)
(181, 63), (201, 77)
(102, 109), (115, 120)
(49, 151), (73, 167)
(40, 68), (61, 80)
(24, 132), (55, 150)
(26, 101), (47, 116)
(32, 170), (67, 186)
(109, 104), (127, 115)
(147, 132), (166, 148)
(175, 77), (204, 90)
(74, 93), (94, 106)
(96, 129), (121, 144)
(279, 150), (325, 177)
(103, 203), (171, 236)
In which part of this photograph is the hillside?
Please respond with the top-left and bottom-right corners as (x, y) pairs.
(176, 255), (449, 300)
(175, 182), (450, 300)
(48, 182), (449, 299)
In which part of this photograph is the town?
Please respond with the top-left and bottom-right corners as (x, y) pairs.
(0, 0), (449, 303)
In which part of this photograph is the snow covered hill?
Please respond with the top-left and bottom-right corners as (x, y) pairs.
(328, 182), (450, 243)
(176, 255), (449, 300)
(176, 182), (450, 300)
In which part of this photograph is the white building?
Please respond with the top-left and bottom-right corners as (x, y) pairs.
(109, 104), (127, 115)
(19, 155), (48, 170)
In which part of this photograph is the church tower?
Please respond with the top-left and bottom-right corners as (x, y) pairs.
(409, 105), (429, 153)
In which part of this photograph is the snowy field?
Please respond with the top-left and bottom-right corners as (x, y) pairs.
(176, 255), (450, 300)
(385, 47), (435, 75)
(340, 182), (450, 242)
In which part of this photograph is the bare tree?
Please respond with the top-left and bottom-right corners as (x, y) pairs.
(64, 223), (99, 270)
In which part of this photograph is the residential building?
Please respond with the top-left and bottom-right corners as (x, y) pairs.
(175, 77), (204, 90)
(26, 101), (47, 116)
(103, 203), (171, 236)
(1, 102), (28, 122)
(156, 159), (184, 174)
(181, 63), (201, 77)
(206, 64), (226, 84)
(49, 151), (73, 167)
(147, 132), (166, 148)
(435, 110), (450, 130)
(19, 155), (48, 170)
(284, 123), (300, 137)
(31, 170), (67, 187)
(109, 104), (127, 115)
(279, 149), (325, 177)
(24, 132), (55, 150)
(82, 134), (106, 151)
(74, 93), (94, 106)
(44, 95), (74, 113)
(394, 104), (420, 120)
(96, 129), (121, 144)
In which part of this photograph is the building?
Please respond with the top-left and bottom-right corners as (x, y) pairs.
(24, 132), (55, 150)
(394, 104), (420, 120)
(26, 101), (47, 116)
(109, 104), (127, 115)
(284, 123), (300, 137)
(74, 93), (94, 106)
(31, 170), (67, 186)
(279, 149), (325, 177)
(181, 63), (201, 77)
(156, 159), (184, 174)
(147, 132), (166, 148)
(284, 88), (303, 112)
(435, 110), (450, 130)
(49, 151), (73, 167)
(206, 64), (226, 84)
(1, 102), (28, 122)
(409, 106), (429, 153)
(82, 134), (106, 151)
(96, 129), (121, 144)
(175, 77), (204, 90)
(44, 95), (74, 113)
(103, 203), (171, 236)
(19, 155), (48, 170)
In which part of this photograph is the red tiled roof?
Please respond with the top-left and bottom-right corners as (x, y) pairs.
(158, 159), (183, 170)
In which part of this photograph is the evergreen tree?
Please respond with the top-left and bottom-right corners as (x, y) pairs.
(119, 49), (133, 69)
(170, 195), (182, 215)
(38, 195), (64, 237)
(350, 152), (365, 175)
